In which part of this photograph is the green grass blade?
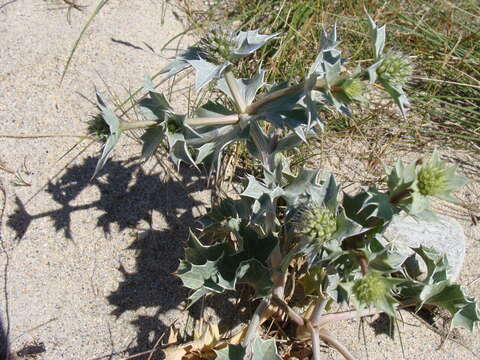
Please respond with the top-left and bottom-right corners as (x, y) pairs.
(60, 0), (110, 83)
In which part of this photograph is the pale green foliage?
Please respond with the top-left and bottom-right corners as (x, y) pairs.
(83, 12), (478, 359)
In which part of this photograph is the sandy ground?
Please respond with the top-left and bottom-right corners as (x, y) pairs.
(0, 1), (479, 360)
(0, 1), (211, 359)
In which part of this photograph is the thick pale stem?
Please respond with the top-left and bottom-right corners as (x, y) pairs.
(120, 120), (158, 131)
(246, 83), (304, 115)
(318, 301), (417, 327)
(224, 70), (247, 113)
(271, 295), (304, 327)
(307, 321), (323, 360)
(319, 329), (357, 360)
(245, 78), (328, 115)
(186, 114), (239, 126)
(317, 307), (379, 327)
(310, 297), (328, 326)
(242, 297), (271, 350)
(123, 115), (240, 131)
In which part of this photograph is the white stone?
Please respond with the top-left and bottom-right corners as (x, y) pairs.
(384, 214), (465, 281)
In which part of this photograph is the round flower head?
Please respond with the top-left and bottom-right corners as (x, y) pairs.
(352, 272), (387, 306)
(377, 51), (413, 86)
(297, 204), (337, 245)
(87, 113), (110, 143)
(417, 163), (447, 196)
(414, 151), (469, 200)
(335, 78), (367, 104)
(166, 118), (180, 134)
(198, 26), (236, 65)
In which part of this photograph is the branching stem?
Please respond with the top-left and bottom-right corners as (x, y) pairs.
(245, 78), (327, 115)
(271, 295), (304, 327)
(319, 329), (357, 360)
(186, 114), (239, 126)
(120, 120), (158, 131)
(307, 321), (323, 360)
(310, 296), (328, 326)
(242, 297), (271, 351)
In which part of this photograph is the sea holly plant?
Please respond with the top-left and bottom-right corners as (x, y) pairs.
(86, 13), (478, 360)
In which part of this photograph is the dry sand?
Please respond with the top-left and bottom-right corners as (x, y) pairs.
(0, 1), (479, 359)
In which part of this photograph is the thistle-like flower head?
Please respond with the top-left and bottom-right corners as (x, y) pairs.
(198, 26), (236, 65)
(297, 204), (337, 245)
(334, 78), (367, 104)
(352, 272), (387, 306)
(417, 164), (447, 196)
(377, 51), (413, 86)
(87, 113), (110, 143)
(416, 151), (469, 200)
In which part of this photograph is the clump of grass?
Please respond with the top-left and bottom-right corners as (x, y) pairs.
(201, 0), (479, 150)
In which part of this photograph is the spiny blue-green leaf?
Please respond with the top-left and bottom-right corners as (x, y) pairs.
(333, 209), (366, 243)
(419, 281), (480, 330)
(239, 226), (278, 263)
(324, 60), (342, 84)
(198, 198), (252, 237)
(187, 287), (210, 308)
(167, 132), (197, 169)
(304, 75), (323, 128)
(452, 300), (480, 331)
(160, 46), (204, 79)
(412, 246), (449, 283)
(139, 90), (172, 122)
(251, 189), (283, 229)
(367, 59), (382, 84)
(184, 230), (226, 265)
(217, 67), (266, 105)
(380, 80), (410, 118)
(367, 236), (408, 272)
(265, 109), (309, 142)
(177, 259), (226, 291)
(274, 131), (304, 153)
(196, 100), (234, 118)
(140, 127), (165, 159)
(249, 337), (282, 360)
(387, 159), (416, 197)
(361, 188), (400, 222)
(309, 26), (341, 76)
(92, 94), (122, 178)
(242, 176), (270, 200)
(187, 58), (230, 90)
(236, 259), (272, 298)
(282, 168), (321, 206)
(365, 11), (386, 59)
(215, 344), (245, 360)
(318, 174), (340, 210)
(233, 30), (278, 57)
(255, 83), (305, 115)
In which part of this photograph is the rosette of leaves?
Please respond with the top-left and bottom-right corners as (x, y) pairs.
(177, 226), (277, 306)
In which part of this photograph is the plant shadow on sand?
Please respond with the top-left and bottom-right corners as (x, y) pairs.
(6, 156), (241, 359)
